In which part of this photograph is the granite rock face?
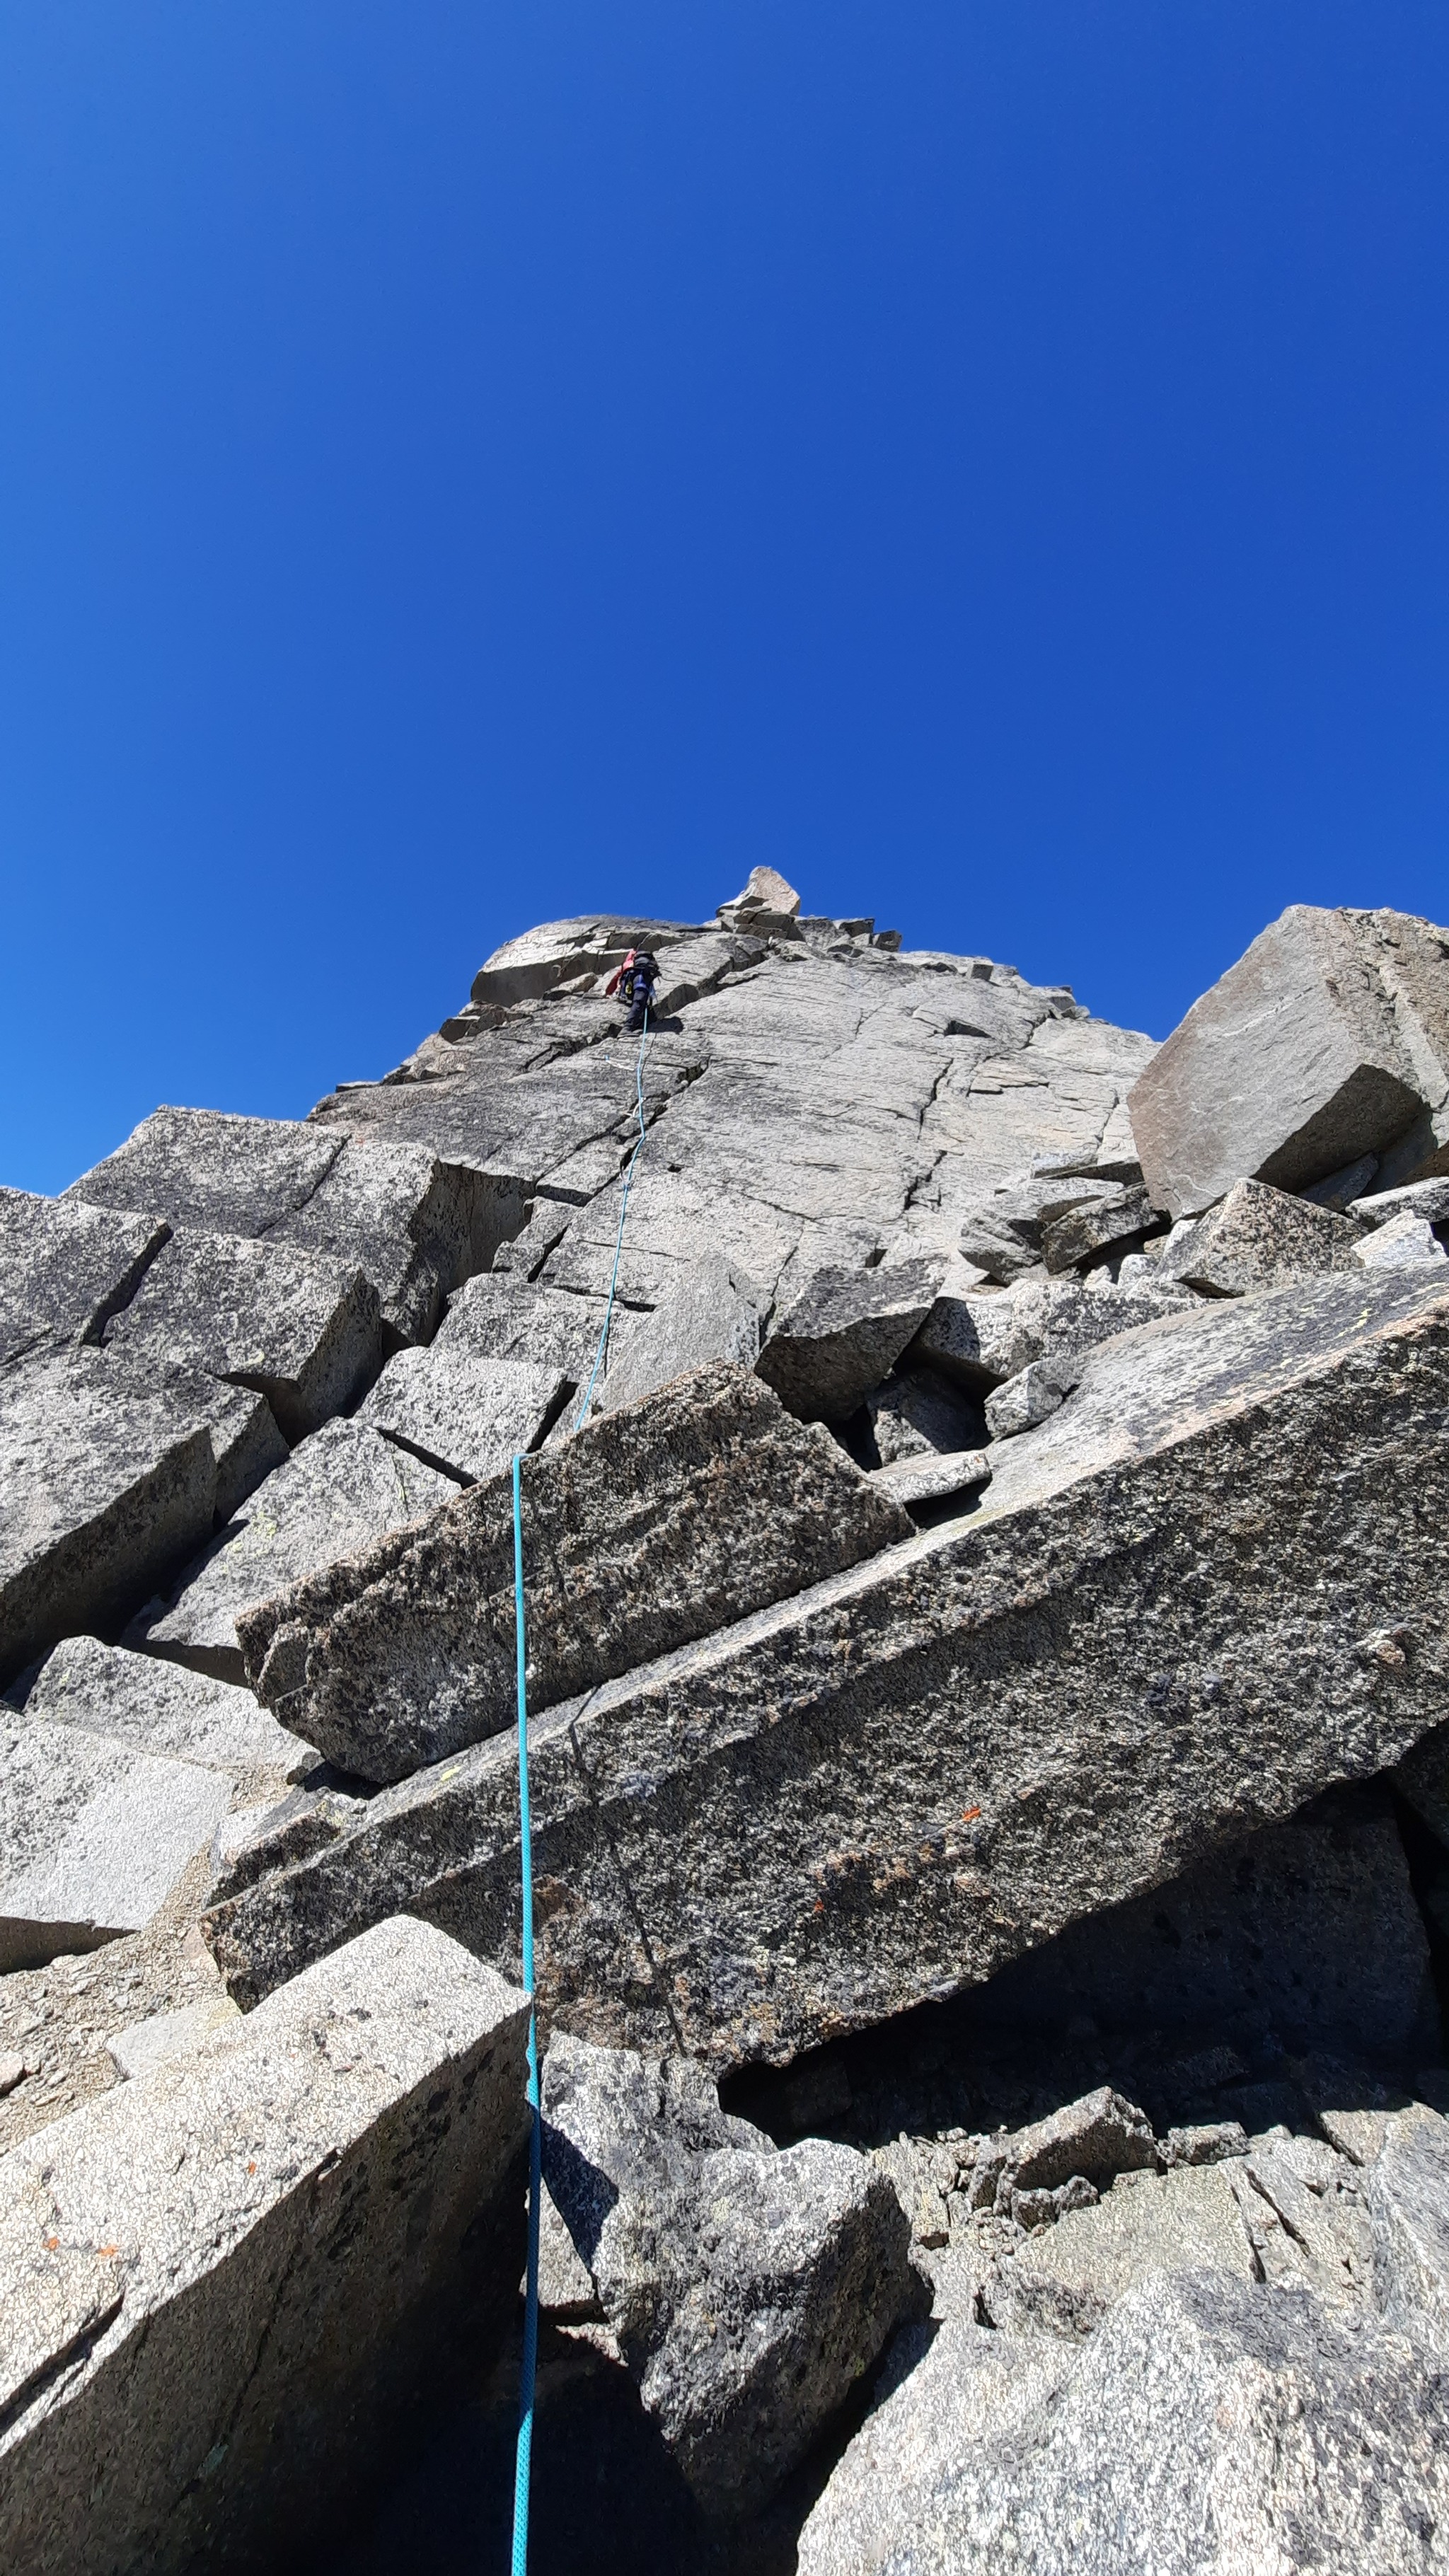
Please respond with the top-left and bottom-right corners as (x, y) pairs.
(9, 1632), (309, 1781)
(541, 2032), (911, 2512)
(207, 1267), (1449, 2053)
(355, 1344), (567, 1482)
(798, 2269), (1449, 2575)
(1160, 1174), (1365, 1295)
(911, 1266), (1198, 1395)
(1129, 903), (1449, 1216)
(0, 1917), (530, 2576)
(0, 1711), (229, 1970)
(756, 1261), (942, 1419)
(235, 1363), (912, 1781)
(102, 1226), (381, 1443)
(0, 1190), (169, 1370)
(138, 1416), (456, 1685)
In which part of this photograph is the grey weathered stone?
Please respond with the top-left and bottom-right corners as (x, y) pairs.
(1128, 903), (1449, 1217)
(1228, 2142), (1374, 2305)
(995, 2159), (1258, 2316)
(209, 1783), (364, 1904)
(1303, 1150), (1382, 1210)
(105, 1994), (241, 2081)
(0, 1350), (218, 1685)
(138, 1417), (455, 1685)
(1356, 1210), (1449, 1272)
(207, 1269), (1449, 2064)
(863, 1366), (981, 1463)
(0, 1917), (530, 2576)
(799, 2268), (1449, 2575)
(870, 1449), (991, 1512)
(267, 1135), (498, 1346)
(596, 1252), (763, 1414)
(720, 865), (802, 921)
(990, 2086), (1156, 2202)
(234, 1364), (911, 1781)
(911, 1267), (1198, 1396)
(983, 1356), (1078, 1439)
(0, 1191), (169, 1370)
(756, 1261), (942, 1419)
(103, 1227), (381, 1443)
(1160, 1176), (1364, 1296)
(356, 1345), (567, 1484)
(1368, 2106), (1449, 2340)
(0, 1712), (229, 1970)
(1353, 1174), (1449, 1231)
(433, 1269), (606, 1382)
(1160, 2120), (1249, 2166)
(11, 1633), (310, 1781)
(1040, 1183), (1157, 1273)
(69, 1104), (344, 1235)
(541, 2031), (910, 2513)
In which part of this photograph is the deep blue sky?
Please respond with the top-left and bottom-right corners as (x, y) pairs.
(3, 1), (1447, 1191)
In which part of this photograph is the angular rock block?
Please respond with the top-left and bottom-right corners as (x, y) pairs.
(0, 1711), (229, 1970)
(0, 1351), (219, 1685)
(597, 1251), (763, 1414)
(103, 1228), (381, 1443)
(356, 1345), (566, 1484)
(0, 1917), (530, 2576)
(139, 1417), (455, 1685)
(956, 1177), (1126, 1284)
(870, 1448), (991, 1512)
(756, 1260), (942, 1419)
(69, 1104), (345, 1235)
(12, 1634), (308, 1780)
(1039, 1182), (1155, 1272)
(433, 1270), (606, 1383)
(911, 1267), (1197, 1394)
(0, 1189), (169, 1369)
(236, 1365), (911, 1781)
(207, 1269), (1449, 2060)
(1160, 1175), (1364, 1296)
(798, 2270), (1449, 2574)
(1356, 1211), (1449, 1273)
(541, 2033), (910, 2513)
(1128, 903), (1449, 1217)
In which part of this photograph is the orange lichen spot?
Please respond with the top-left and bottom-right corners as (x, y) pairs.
(962, 1806), (981, 1823)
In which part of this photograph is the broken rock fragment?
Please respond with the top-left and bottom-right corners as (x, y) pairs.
(1355, 1210), (1449, 1272)
(138, 1416), (455, 1685)
(541, 2032), (910, 2514)
(1158, 1174), (1364, 1295)
(236, 1363), (911, 1781)
(755, 1259), (942, 1419)
(0, 1917), (530, 2576)
(356, 1344), (567, 1483)
(10, 1632), (310, 1781)
(0, 1711), (229, 1970)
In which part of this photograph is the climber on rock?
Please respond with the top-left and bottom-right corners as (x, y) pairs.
(605, 946), (659, 1033)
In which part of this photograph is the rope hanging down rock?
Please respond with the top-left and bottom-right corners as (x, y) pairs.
(509, 1005), (652, 2572)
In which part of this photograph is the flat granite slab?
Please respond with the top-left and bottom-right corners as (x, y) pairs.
(0, 1711), (230, 1970)
(11, 1634), (311, 1782)
(206, 1268), (1449, 2065)
(102, 1227), (381, 1443)
(0, 1190), (170, 1370)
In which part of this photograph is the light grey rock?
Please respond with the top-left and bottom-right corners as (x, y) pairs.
(997, 2159), (1257, 2314)
(209, 1783), (364, 1903)
(356, 1345), (567, 1483)
(12, 1632), (309, 1779)
(1353, 1174), (1449, 1230)
(596, 1252), (763, 1413)
(983, 1356), (1078, 1439)
(105, 1994), (241, 2081)
(0, 1191), (169, 1369)
(1230, 2144), (1374, 2306)
(468, 913), (699, 1007)
(1128, 903), (1449, 1217)
(69, 1104), (345, 1235)
(956, 1177), (1124, 1283)
(1040, 1182), (1156, 1272)
(267, 1135), (498, 1346)
(1356, 1211), (1449, 1271)
(0, 1712), (229, 1970)
(434, 1269), (606, 1382)
(1368, 2106), (1449, 2340)
(1160, 2120), (1249, 2166)
(138, 1417), (455, 1685)
(799, 2268), (1449, 2576)
(103, 1227), (381, 1443)
(207, 1269), (1449, 2063)
(11, 1638), (311, 1782)
(991, 2086), (1156, 2203)
(720, 865), (801, 920)
(0, 1916), (530, 2576)
(870, 1449), (991, 1512)
(912, 1266), (1199, 1398)
(541, 2032), (910, 2513)
(864, 1367), (981, 1463)
(0, 1350), (218, 1685)
(234, 1363), (911, 1781)
(1160, 1175), (1364, 1295)
(756, 1261), (942, 1419)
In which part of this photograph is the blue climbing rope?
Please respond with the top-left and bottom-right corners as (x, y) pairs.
(509, 1453), (541, 2576)
(509, 1007), (652, 2571)
(573, 1007), (652, 1428)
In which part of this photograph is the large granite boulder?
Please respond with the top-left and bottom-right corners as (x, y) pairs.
(1128, 903), (1449, 1217)
(0, 1191), (169, 1370)
(797, 2268), (1449, 2574)
(137, 1417), (455, 1685)
(207, 1268), (1449, 2057)
(9, 1634), (308, 1783)
(235, 1364), (911, 1781)
(1, 1711), (229, 1970)
(541, 2032), (910, 2513)
(756, 1261), (942, 1419)
(1159, 1177), (1365, 1296)
(0, 1917), (529, 2576)
(355, 1344), (567, 1483)
(102, 1228), (381, 1443)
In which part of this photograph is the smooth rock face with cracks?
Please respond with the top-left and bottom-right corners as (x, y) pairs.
(207, 1266), (1449, 2057)
(797, 2269), (1449, 2575)
(1128, 902), (1449, 1215)
(139, 1416), (456, 1685)
(355, 1344), (567, 1483)
(0, 1190), (169, 1369)
(236, 1363), (911, 1780)
(0, 1917), (531, 2576)
(102, 1227), (381, 1443)
(541, 2032), (911, 2513)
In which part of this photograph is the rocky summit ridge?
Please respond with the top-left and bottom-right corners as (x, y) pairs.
(5, 872), (1449, 2571)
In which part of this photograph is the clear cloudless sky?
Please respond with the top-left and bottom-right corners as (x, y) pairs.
(2, 1), (1447, 1190)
